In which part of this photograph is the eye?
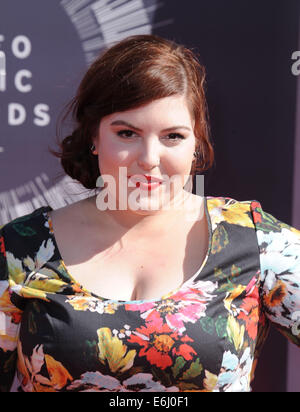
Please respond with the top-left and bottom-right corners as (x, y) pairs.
(117, 129), (136, 138)
(116, 130), (186, 142)
(166, 133), (185, 141)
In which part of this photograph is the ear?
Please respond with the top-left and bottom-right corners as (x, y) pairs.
(91, 135), (98, 155)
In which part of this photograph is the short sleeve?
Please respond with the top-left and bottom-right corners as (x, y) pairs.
(0, 226), (21, 392)
(250, 201), (300, 347)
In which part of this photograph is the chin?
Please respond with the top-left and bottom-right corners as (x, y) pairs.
(127, 203), (165, 214)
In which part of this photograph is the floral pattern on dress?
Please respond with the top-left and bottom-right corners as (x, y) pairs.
(0, 196), (299, 392)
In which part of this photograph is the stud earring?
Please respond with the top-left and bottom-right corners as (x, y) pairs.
(91, 144), (97, 154)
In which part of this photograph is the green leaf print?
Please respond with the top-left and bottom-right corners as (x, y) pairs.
(200, 316), (228, 338)
(179, 382), (200, 391)
(57, 262), (73, 282)
(181, 358), (203, 380)
(255, 209), (291, 234)
(200, 317), (215, 335)
(12, 223), (37, 237)
(211, 225), (229, 254)
(214, 267), (226, 280)
(231, 264), (241, 278)
(215, 264), (243, 293)
(11, 213), (38, 224)
(215, 316), (228, 338)
(171, 356), (186, 379)
(84, 340), (99, 364)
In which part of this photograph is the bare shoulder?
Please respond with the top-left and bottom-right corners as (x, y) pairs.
(47, 196), (111, 264)
(48, 196), (106, 240)
(49, 196), (100, 223)
(48, 199), (82, 224)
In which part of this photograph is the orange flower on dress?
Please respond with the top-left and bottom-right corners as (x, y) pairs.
(238, 295), (259, 341)
(263, 280), (287, 308)
(44, 354), (73, 390)
(238, 277), (259, 341)
(128, 311), (196, 370)
(17, 341), (73, 392)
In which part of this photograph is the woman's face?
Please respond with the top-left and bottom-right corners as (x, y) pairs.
(92, 95), (196, 214)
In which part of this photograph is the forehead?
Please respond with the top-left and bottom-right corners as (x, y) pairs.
(101, 95), (193, 127)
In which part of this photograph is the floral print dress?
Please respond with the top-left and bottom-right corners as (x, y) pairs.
(0, 196), (299, 392)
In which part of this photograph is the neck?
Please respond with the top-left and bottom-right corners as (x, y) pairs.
(86, 191), (202, 238)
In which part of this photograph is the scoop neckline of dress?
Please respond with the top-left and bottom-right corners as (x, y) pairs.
(42, 196), (214, 305)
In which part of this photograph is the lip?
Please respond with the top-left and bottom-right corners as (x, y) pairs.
(128, 175), (164, 183)
(128, 175), (164, 191)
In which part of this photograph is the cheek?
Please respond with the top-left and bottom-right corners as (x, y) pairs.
(98, 140), (131, 173)
(165, 150), (194, 176)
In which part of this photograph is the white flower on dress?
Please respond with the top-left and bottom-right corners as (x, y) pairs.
(66, 371), (179, 392)
(112, 324), (132, 339)
(214, 348), (253, 392)
(257, 228), (300, 331)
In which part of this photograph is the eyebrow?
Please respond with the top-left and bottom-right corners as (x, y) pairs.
(110, 120), (192, 133)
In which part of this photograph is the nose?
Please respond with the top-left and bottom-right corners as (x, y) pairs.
(137, 138), (161, 170)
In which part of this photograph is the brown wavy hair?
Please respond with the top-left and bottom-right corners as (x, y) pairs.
(49, 34), (214, 191)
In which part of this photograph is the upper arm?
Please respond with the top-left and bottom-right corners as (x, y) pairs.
(250, 201), (300, 347)
(0, 226), (20, 392)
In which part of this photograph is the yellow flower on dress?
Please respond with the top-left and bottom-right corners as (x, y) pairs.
(0, 286), (20, 352)
(66, 296), (92, 311)
(5, 239), (64, 302)
(97, 327), (136, 374)
(224, 284), (247, 316)
(6, 251), (26, 286)
(65, 295), (119, 315)
(227, 315), (245, 352)
(203, 370), (218, 391)
(207, 198), (254, 230)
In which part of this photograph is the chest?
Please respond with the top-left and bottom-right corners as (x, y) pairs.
(49, 210), (209, 301)
(67, 240), (208, 301)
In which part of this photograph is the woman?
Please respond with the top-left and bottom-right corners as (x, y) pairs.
(0, 34), (299, 392)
